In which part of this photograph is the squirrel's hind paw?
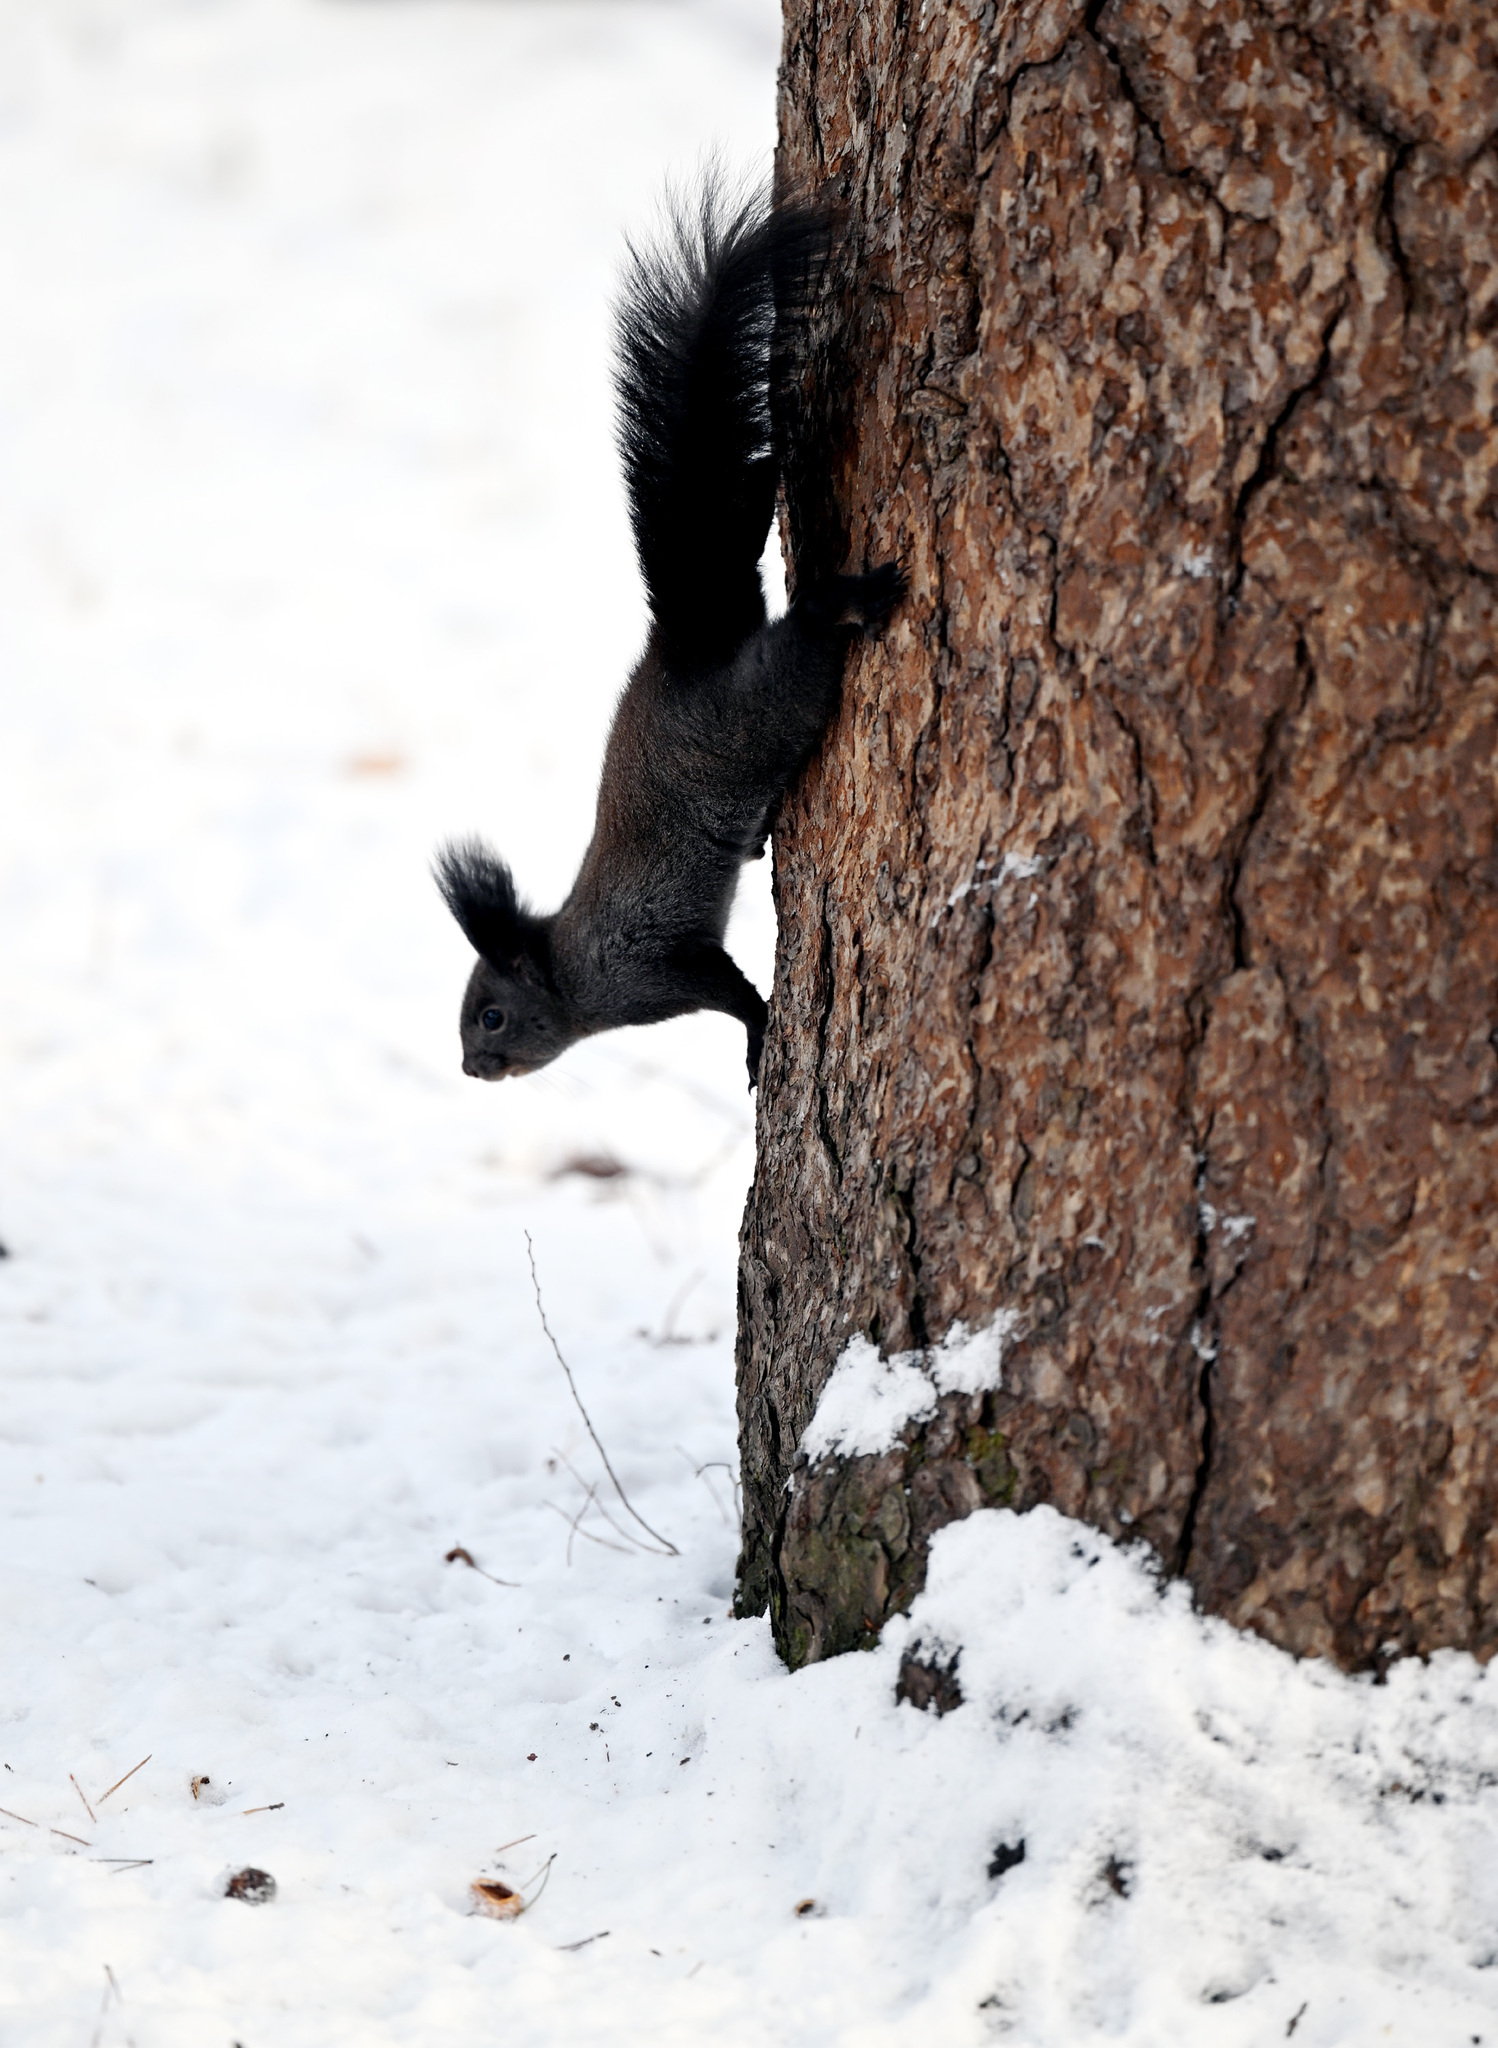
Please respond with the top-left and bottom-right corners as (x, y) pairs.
(846, 560), (905, 628)
(799, 563), (906, 633)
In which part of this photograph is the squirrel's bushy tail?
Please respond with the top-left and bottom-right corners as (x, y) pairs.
(613, 172), (830, 670)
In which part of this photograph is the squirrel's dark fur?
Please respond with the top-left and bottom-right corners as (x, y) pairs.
(436, 177), (902, 1088)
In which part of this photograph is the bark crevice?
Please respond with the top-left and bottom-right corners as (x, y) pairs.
(1223, 301), (1345, 613)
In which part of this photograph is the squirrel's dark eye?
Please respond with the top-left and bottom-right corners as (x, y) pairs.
(480, 1007), (504, 1032)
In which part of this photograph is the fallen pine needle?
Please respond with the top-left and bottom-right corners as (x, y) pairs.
(69, 1774), (97, 1824)
(493, 1833), (537, 1857)
(90, 1963), (121, 2048)
(557, 1930), (610, 1952)
(99, 1756), (151, 1804)
(444, 1545), (519, 1589)
(0, 1807), (37, 1828)
(242, 1803), (284, 1815)
(521, 1853), (557, 1907)
(51, 1827), (90, 1846)
(106, 1861), (153, 1875)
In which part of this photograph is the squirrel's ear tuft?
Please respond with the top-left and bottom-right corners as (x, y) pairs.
(435, 839), (538, 970)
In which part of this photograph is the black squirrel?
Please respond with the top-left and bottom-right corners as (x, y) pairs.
(436, 178), (902, 1088)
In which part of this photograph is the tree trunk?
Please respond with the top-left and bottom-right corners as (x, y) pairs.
(736, 0), (1498, 1672)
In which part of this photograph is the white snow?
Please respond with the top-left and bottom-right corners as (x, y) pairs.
(946, 864), (985, 910)
(798, 1337), (940, 1461)
(1177, 543), (1216, 580)
(996, 850), (1044, 884)
(942, 849), (1042, 916)
(801, 1316), (1020, 1464)
(1199, 1198), (1257, 1246)
(3, 4), (1498, 2043)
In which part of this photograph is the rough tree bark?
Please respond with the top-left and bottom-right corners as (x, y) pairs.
(736, 0), (1498, 1672)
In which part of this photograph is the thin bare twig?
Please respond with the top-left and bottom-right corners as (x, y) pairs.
(99, 1756), (150, 1804)
(51, 1827), (90, 1846)
(708, 1460), (743, 1527)
(562, 1476), (592, 1567)
(525, 1232), (677, 1556)
(70, 1774), (97, 1824)
(551, 1447), (654, 1554)
(0, 1806), (37, 1828)
(564, 1482), (627, 1564)
(559, 1474), (644, 1562)
(563, 1484), (587, 1566)
(653, 1269), (704, 1345)
(543, 1498), (633, 1558)
(675, 1450), (742, 1530)
(676, 1446), (729, 1524)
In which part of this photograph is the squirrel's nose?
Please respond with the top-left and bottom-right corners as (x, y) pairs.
(462, 1055), (479, 1078)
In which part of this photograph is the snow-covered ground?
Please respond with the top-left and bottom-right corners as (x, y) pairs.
(3, 3), (1498, 2041)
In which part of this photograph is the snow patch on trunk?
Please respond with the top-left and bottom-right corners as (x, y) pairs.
(800, 1314), (1021, 1463)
